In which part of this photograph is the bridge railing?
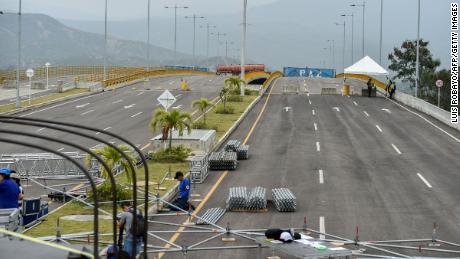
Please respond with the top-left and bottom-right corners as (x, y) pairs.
(262, 71), (283, 89)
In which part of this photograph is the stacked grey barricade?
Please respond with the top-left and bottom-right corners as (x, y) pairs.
(208, 152), (238, 170)
(247, 186), (267, 210)
(272, 188), (297, 212)
(195, 207), (226, 225)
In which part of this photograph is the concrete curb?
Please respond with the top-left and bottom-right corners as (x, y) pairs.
(148, 76), (280, 216)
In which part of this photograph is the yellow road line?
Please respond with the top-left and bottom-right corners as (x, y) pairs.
(158, 79), (278, 258)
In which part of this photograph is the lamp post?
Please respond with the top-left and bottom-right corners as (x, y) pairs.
(146, 0), (151, 79)
(211, 32), (226, 57)
(165, 4), (189, 62)
(45, 62), (50, 90)
(327, 40), (335, 70)
(17, 0), (22, 108)
(26, 68), (34, 105)
(200, 23), (216, 58)
(240, 0), (248, 96)
(379, 0), (384, 65)
(351, 1), (365, 57)
(415, 0), (421, 97)
(184, 15), (205, 60)
(341, 13), (354, 63)
(225, 41), (234, 58)
(103, 0), (108, 81)
(335, 22), (346, 73)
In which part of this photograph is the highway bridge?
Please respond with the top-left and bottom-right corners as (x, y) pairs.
(1, 72), (459, 258)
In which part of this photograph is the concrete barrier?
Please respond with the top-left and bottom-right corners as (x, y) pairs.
(392, 90), (460, 132)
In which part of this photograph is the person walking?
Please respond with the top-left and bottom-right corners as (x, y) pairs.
(0, 168), (20, 209)
(367, 78), (373, 97)
(118, 201), (144, 257)
(169, 171), (195, 211)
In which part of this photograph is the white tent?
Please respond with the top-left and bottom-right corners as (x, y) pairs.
(344, 56), (389, 76)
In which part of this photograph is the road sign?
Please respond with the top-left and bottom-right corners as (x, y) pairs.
(26, 68), (34, 78)
(436, 79), (443, 88)
(157, 90), (176, 110)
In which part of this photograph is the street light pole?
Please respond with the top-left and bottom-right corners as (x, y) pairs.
(415, 0), (421, 97)
(240, 0), (248, 96)
(146, 0), (151, 78)
(184, 15), (205, 60)
(103, 0), (107, 81)
(45, 62), (50, 90)
(335, 22), (346, 73)
(351, 1), (365, 57)
(212, 32), (226, 57)
(165, 5), (189, 62)
(16, 0), (22, 108)
(379, 0), (384, 64)
(341, 13), (354, 63)
(201, 23), (216, 58)
(327, 40), (335, 70)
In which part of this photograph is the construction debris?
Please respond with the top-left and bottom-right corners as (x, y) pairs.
(195, 207), (226, 225)
(272, 188), (297, 212)
(208, 152), (238, 171)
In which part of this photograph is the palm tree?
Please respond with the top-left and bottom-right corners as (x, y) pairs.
(225, 77), (246, 96)
(219, 86), (230, 113)
(150, 108), (192, 149)
(192, 98), (213, 125)
(86, 144), (136, 183)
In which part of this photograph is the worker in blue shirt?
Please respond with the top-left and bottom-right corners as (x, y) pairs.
(0, 168), (20, 209)
(169, 171), (195, 211)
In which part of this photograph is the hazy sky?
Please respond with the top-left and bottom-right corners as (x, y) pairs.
(0, 0), (278, 20)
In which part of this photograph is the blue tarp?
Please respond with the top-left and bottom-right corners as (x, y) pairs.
(283, 67), (336, 78)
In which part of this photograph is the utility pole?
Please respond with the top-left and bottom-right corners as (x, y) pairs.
(185, 15), (205, 60)
(212, 32), (226, 56)
(415, 0), (421, 97)
(225, 41), (234, 58)
(240, 0), (248, 96)
(165, 4), (189, 62)
(16, 0), (22, 108)
(327, 40), (335, 70)
(200, 23), (216, 58)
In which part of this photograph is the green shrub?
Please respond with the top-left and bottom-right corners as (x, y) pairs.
(227, 95), (243, 102)
(215, 104), (235, 114)
(88, 182), (132, 202)
(245, 88), (260, 96)
(149, 145), (192, 163)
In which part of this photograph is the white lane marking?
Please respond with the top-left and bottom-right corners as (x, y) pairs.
(36, 127), (46, 132)
(21, 92), (102, 117)
(57, 148), (65, 152)
(391, 144), (402, 155)
(112, 99), (123, 104)
(76, 103), (90, 109)
(124, 104), (136, 109)
(131, 112), (143, 118)
(95, 132), (101, 135)
(319, 169), (324, 184)
(136, 91), (144, 96)
(386, 98), (460, 143)
(353, 101), (358, 106)
(175, 94), (182, 98)
(333, 107), (340, 112)
(417, 173), (433, 188)
(307, 93), (310, 97)
(312, 109), (315, 115)
(308, 100), (312, 105)
(381, 108), (392, 114)
(319, 216), (325, 240)
(314, 123), (318, 131)
(376, 125), (383, 133)
(103, 127), (112, 131)
(316, 141), (321, 152)
(173, 104), (183, 109)
(91, 144), (101, 149)
(169, 81), (174, 85)
(80, 109), (94, 116)
(363, 111), (370, 117)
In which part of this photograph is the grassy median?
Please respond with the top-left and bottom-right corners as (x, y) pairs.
(0, 88), (89, 113)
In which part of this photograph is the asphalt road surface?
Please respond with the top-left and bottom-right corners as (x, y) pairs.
(0, 74), (224, 209)
(150, 77), (460, 259)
